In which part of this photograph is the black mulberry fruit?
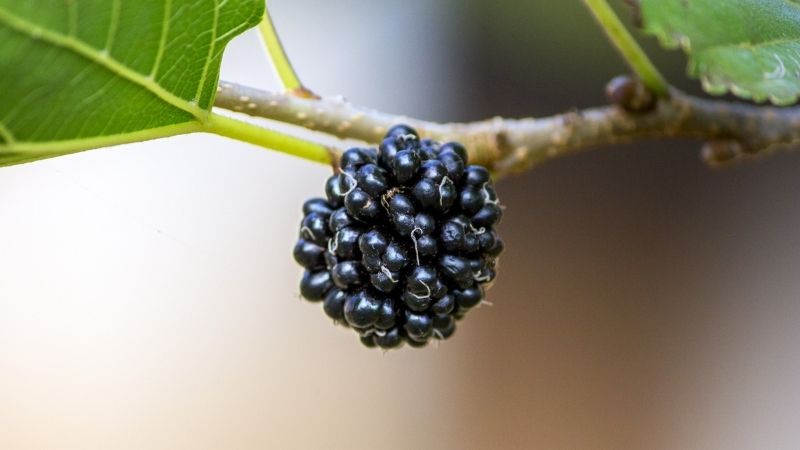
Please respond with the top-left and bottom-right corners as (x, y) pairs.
(293, 125), (503, 349)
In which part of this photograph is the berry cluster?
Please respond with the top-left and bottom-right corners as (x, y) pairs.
(293, 124), (503, 349)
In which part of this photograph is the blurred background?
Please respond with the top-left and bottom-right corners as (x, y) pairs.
(2, 1), (800, 449)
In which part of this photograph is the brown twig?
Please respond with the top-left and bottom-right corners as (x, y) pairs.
(215, 77), (800, 177)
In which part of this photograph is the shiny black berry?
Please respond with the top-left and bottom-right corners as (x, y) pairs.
(472, 203), (502, 228)
(300, 270), (333, 301)
(300, 213), (328, 246)
(303, 198), (333, 217)
(439, 142), (468, 164)
(325, 176), (344, 208)
(374, 327), (402, 349)
(386, 124), (419, 140)
(293, 239), (325, 269)
(344, 290), (382, 328)
(345, 188), (381, 221)
(431, 294), (455, 315)
(459, 187), (484, 215)
(404, 311), (434, 341)
(464, 165), (490, 186)
(394, 150), (420, 184)
(370, 270), (399, 293)
(293, 125), (504, 349)
(412, 178), (438, 208)
(323, 289), (347, 321)
(358, 230), (388, 256)
(340, 147), (376, 169)
(331, 261), (364, 289)
(332, 227), (360, 257)
(356, 164), (389, 197)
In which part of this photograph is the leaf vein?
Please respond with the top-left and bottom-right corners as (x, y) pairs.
(194, 0), (220, 105)
(67, 0), (78, 37)
(104, 0), (121, 53)
(0, 5), (206, 120)
(150, 0), (172, 78)
(0, 120), (16, 145)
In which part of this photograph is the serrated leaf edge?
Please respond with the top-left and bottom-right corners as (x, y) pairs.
(642, 17), (800, 105)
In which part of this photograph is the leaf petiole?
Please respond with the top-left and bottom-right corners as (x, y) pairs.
(258, 6), (316, 98)
(203, 113), (331, 164)
(582, 0), (669, 97)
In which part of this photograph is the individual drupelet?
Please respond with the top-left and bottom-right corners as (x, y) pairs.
(293, 124), (504, 349)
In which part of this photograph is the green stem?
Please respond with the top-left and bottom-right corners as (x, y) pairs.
(582, 0), (669, 97)
(203, 113), (331, 164)
(258, 5), (313, 96)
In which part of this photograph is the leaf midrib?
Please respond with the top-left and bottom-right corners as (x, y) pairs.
(0, 4), (208, 124)
(0, 121), (204, 167)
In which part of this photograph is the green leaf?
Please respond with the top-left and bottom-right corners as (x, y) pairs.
(0, 0), (264, 166)
(639, 0), (800, 105)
